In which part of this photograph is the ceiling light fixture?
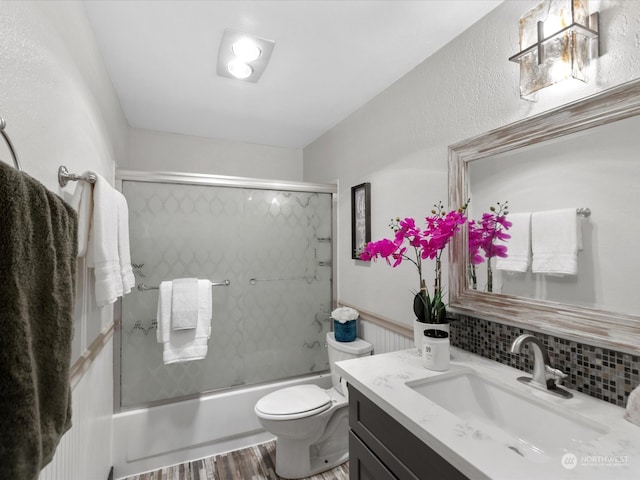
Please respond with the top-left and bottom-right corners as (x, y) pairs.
(509, 0), (599, 101)
(217, 29), (275, 83)
(227, 60), (253, 79)
(231, 38), (261, 62)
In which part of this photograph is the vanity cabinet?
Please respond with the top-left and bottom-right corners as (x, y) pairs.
(348, 384), (468, 480)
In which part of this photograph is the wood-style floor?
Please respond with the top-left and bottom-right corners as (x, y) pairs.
(121, 441), (349, 480)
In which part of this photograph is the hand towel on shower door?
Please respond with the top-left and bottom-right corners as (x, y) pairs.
(157, 280), (212, 364)
(171, 277), (199, 330)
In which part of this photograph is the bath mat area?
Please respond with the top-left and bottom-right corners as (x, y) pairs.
(120, 440), (349, 480)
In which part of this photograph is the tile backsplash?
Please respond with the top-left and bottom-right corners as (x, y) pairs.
(449, 315), (640, 408)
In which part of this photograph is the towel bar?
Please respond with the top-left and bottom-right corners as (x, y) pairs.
(249, 274), (318, 285)
(576, 207), (591, 218)
(137, 280), (230, 291)
(58, 165), (97, 188)
(0, 117), (22, 171)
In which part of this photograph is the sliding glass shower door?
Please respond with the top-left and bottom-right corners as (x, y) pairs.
(118, 178), (333, 409)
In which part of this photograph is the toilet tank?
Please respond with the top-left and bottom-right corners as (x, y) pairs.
(326, 332), (373, 393)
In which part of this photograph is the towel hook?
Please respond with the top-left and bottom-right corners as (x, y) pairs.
(0, 116), (22, 172)
(58, 165), (97, 188)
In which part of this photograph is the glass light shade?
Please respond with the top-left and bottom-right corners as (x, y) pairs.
(227, 60), (253, 79)
(232, 38), (261, 62)
(514, 0), (595, 101)
(217, 29), (275, 83)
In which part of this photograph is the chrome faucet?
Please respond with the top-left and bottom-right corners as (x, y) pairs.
(510, 334), (572, 399)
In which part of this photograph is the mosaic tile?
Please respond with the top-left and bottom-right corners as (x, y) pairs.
(449, 315), (640, 408)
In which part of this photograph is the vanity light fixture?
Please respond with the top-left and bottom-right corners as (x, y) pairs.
(509, 0), (599, 101)
(217, 29), (275, 83)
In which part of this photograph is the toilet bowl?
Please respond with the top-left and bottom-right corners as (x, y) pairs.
(254, 332), (373, 479)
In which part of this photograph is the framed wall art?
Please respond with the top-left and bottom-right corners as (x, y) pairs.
(351, 182), (371, 259)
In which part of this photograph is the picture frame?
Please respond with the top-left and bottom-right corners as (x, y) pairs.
(351, 182), (371, 259)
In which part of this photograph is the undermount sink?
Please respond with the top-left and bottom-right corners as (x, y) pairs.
(406, 369), (609, 463)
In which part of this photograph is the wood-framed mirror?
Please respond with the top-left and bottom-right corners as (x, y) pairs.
(448, 78), (640, 355)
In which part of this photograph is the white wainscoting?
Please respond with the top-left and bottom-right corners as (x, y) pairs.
(40, 335), (114, 480)
(338, 301), (413, 354)
(358, 318), (413, 354)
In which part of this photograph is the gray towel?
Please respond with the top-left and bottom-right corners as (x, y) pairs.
(0, 161), (78, 480)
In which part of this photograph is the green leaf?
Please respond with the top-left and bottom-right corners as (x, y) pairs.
(413, 291), (426, 321)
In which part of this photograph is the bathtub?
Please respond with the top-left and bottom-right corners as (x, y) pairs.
(112, 373), (331, 479)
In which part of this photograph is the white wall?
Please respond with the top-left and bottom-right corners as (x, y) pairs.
(124, 127), (303, 181)
(0, 1), (129, 478)
(303, 0), (640, 330)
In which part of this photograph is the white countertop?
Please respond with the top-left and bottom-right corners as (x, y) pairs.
(335, 347), (640, 480)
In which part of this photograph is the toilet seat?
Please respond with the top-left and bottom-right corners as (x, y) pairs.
(255, 384), (332, 420)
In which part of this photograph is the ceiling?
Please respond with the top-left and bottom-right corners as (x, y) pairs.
(84, 1), (503, 150)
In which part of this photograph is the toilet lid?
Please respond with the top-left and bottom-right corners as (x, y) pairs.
(255, 385), (331, 418)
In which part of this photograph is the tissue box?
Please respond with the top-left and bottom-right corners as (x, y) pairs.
(334, 319), (356, 342)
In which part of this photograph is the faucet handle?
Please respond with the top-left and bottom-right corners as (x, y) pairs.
(545, 365), (568, 386)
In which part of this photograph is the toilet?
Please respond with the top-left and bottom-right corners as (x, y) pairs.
(254, 332), (373, 479)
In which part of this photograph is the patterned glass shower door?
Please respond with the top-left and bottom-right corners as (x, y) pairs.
(119, 180), (333, 408)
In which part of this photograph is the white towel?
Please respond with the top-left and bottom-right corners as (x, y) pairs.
(496, 213), (531, 272)
(69, 178), (93, 258)
(624, 385), (640, 427)
(86, 173), (122, 306)
(157, 279), (212, 364)
(116, 191), (135, 295)
(156, 281), (171, 344)
(531, 208), (581, 275)
(171, 278), (198, 330)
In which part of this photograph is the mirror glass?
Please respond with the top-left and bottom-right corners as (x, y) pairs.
(467, 114), (640, 316)
(448, 79), (640, 354)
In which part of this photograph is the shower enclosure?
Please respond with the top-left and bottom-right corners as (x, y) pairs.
(115, 171), (335, 410)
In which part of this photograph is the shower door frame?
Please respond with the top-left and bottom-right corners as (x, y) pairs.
(113, 169), (338, 413)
